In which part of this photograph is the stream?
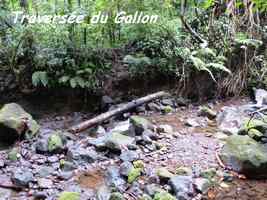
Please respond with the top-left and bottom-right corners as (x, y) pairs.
(0, 96), (267, 200)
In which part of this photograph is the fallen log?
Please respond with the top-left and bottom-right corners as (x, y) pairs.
(69, 91), (169, 133)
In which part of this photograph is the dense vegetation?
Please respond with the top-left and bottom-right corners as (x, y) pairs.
(0, 0), (267, 99)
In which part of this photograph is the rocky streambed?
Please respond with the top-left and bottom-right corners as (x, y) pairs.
(0, 91), (267, 200)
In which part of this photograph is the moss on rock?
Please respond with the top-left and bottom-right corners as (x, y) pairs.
(128, 167), (142, 183)
(153, 191), (176, 200)
(58, 192), (80, 200)
(48, 133), (63, 153)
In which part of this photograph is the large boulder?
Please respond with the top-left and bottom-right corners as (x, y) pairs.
(219, 135), (267, 179)
(0, 103), (39, 143)
(216, 106), (247, 135)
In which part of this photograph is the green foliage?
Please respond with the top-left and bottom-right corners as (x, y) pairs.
(32, 71), (48, 87)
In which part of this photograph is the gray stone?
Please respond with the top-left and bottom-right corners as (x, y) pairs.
(144, 184), (164, 196)
(217, 106), (247, 135)
(102, 95), (114, 111)
(0, 103), (40, 143)
(109, 192), (124, 200)
(220, 135), (267, 178)
(61, 161), (77, 171)
(106, 166), (126, 191)
(37, 166), (54, 177)
(193, 178), (211, 193)
(105, 132), (135, 152)
(185, 119), (200, 127)
(147, 103), (161, 112)
(119, 161), (134, 177)
(35, 138), (49, 154)
(156, 168), (174, 180)
(120, 150), (139, 162)
(169, 176), (194, 200)
(130, 116), (154, 135)
(161, 98), (174, 107)
(67, 146), (99, 164)
(143, 129), (159, 141)
(12, 169), (34, 187)
(97, 185), (111, 200)
(110, 120), (135, 137)
(37, 178), (53, 189)
(0, 188), (12, 199)
(198, 106), (217, 119)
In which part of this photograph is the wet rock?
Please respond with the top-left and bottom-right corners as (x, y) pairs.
(144, 184), (164, 196)
(58, 171), (73, 180)
(110, 120), (135, 137)
(120, 150), (139, 162)
(37, 166), (54, 177)
(96, 126), (106, 136)
(37, 178), (53, 189)
(136, 105), (147, 113)
(161, 98), (174, 107)
(130, 116), (154, 135)
(47, 155), (59, 163)
(11, 168), (34, 187)
(58, 191), (80, 200)
(0, 103), (40, 143)
(48, 133), (64, 153)
(0, 188), (12, 199)
(0, 160), (4, 168)
(128, 182), (143, 197)
(198, 106), (217, 120)
(220, 135), (267, 178)
(214, 132), (229, 140)
(67, 146), (99, 164)
(185, 119), (200, 127)
(193, 178), (211, 193)
(176, 167), (192, 176)
(147, 103), (161, 112)
(128, 167), (142, 184)
(169, 176), (194, 200)
(109, 192), (124, 200)
(89, 136), (107, 150)
(238, 119), (267, 138)
(35, 138), (49, 154)
(217, 106), (247, 135)
(162, 106), (174, 114)
(153, 191), (176, 200)
(106, 166), (126, 191)
(104, 132), (135, 152)
(8, 147), (20, 161)
(119, 161), (134, 177)
(156, 168), (174, 181)
(102, 95), (114, 111)
(254, 88), (267, 106)
(143, 129), (159, 141)
(140, 194), (153, 200)
(32, 192), (47, 200)
(222, 172), (234, 182)
(175, 97), (189, 107)
(200, 168), (216, 180)
(97, 185), (111, 200)
(133, 160), (145, 169)
(247, 128), (264, 141)
(61, 160), (77, 171)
